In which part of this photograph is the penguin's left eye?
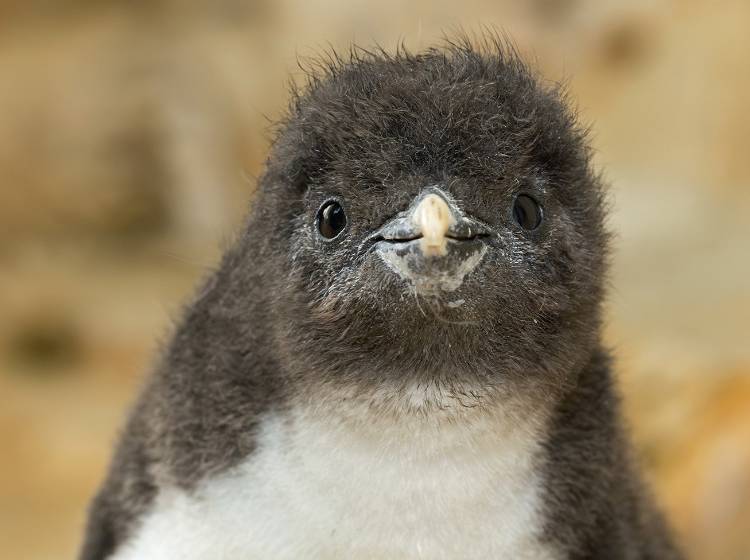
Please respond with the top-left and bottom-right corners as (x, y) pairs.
(317, 200), (347, 239)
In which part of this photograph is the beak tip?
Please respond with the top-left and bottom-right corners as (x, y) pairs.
(420, 238), (448, 257)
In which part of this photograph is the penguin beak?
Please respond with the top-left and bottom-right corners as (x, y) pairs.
(370, 187), (490, 252)
(368, 187), (490, 292)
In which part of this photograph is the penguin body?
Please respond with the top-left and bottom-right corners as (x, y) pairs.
(81, 39), (682, 559)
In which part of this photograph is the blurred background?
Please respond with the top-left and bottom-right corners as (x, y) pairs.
(0, 1), (748, 558)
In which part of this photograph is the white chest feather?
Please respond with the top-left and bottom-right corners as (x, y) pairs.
(113, 402), (558, 560)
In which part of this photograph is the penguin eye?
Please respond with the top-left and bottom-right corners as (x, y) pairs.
(317, 200), (347, 239)
(512, 194), (543, 231)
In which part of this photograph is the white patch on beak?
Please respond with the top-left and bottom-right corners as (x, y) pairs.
(411, 193), (454, 257)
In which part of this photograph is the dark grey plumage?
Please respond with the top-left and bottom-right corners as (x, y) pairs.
(81, 38), (682, 559)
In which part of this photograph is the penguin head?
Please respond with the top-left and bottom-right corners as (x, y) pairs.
(244, 41), (609, 400)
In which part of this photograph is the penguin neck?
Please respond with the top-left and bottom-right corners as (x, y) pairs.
(281, 377), (554, 464)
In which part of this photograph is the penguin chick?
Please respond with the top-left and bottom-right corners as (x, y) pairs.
(80, 39), (683, 560)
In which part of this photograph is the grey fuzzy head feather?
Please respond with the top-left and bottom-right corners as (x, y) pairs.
(257, 37), (608, 388)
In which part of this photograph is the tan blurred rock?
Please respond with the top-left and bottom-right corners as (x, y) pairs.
(630, 370), (750, 560)
(0, 5), (276, 248)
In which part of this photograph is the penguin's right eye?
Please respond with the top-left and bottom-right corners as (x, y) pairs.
(317, 200), (347, 239)
(512, 194), (543, 231)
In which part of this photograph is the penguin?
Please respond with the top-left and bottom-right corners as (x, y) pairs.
(80, 38), (683, 560)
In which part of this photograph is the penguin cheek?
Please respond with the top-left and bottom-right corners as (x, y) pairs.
(372, 239), (487, 295)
